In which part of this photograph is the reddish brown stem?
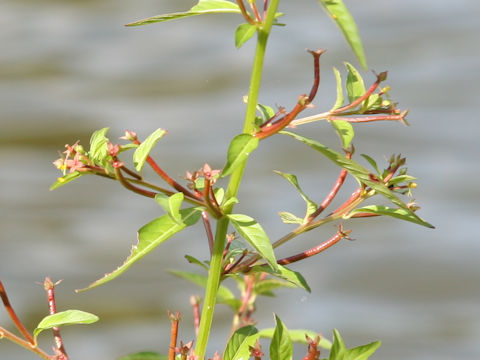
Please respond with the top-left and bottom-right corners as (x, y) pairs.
(120, 165), (142, 180)
(202, 177), (223, 219)
(114, 167), (157, 198)
(330, 187), (363, 216)
(237, 0), (256, 24)
(332, 71), (387, 114)
(132, 139), (198, 200)
(0, 280), (35, 344)
(254, 49), (325, 140)
(201, 211), (215, 254)
(306, 152), (351, 222)
(250, 1), (262, 22)
(328, 111), (407, 124)
(190, 296), (201, 337)
(0, 327), (52, 360)
(168, 311), (181, 360)
(43, 278), (69, 360)
(277, 226), (350, 265)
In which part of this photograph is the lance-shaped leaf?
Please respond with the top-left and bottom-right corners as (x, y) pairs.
(280, 131), (432, 228)
(89, 127), (110, 164)
(133, 128), (167, 172)
(168, 270), (241, 310)
(235, 23), (257, 48)
(77, 207), (203, 292)
(227, 214), (278, 271)
(329, 120), (354, 150)
(328, 329), (381, 360)
(34, 310), (98, 341)
(318, 0), (367, 70)
(345, 62), (366, 104)
(254, 278), (297, 296)
(331, 67), (344, 111)
(155, 192), (184, 224)
(270, 314), (293, 360)
(221, 134), (259, 177)
(126, 0), (241, 26)
(185, 254), (209, 270)
(274, 170), (318, 220)
(118, 352), (167, 360)
(224, 325), (259, 360)
(278, 211), (304, 225)
(50, 171), (85, 191)
(249, 264), (311, 292)
(257, 328), (332, 349)
(347, 205), (433, 228)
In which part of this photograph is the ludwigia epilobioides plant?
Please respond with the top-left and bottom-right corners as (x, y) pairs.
(1, 1), (433, 359)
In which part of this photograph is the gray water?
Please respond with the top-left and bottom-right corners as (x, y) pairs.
(1, 0), (479, 359)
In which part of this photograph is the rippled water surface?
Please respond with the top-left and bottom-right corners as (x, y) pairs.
(1, 1), (479, 359)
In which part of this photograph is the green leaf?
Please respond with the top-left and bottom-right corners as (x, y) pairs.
(77, 207), (203, 292)
(34, 310), (98, 341)
(235, 23), (257, 48)
(257, 103), (276, 122)
(168, 270), (241, 310)
(270, 314), (293, 360)
(254, 279), (297, 295)
(328, 329), (381, 360)
(155, 192), (184, 224)
(227, 214), (278, 271)
(360, 154), (380, 175)
(331, 67), (344, 111)
(89, 127), (109, 164)
(274, 171), (317, 219)
(318, 0), (367, 70)
(258, 328), (332, 349)
(345, 62), (366, 103)
(126, 0), (241, 26)
(250, 264), (311, 293)
(185, 254), (209, 270)
(347, 205), (434, 228)
(329, 120), (354, 150)
(118, 352), (167, 360)
(133, 128), (167, 172)
(278, 211), (304, 224)
(221, 134), (259, 177)
(224, 325), (259, 360)
(280, 131), (430, 227)
(50, 171), (85, 190)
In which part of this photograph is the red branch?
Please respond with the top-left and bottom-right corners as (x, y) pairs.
(44, 278), (69, 360)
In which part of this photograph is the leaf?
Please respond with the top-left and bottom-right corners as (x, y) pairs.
(254, 279), (297, 295)
(360, 154), (380, 175)
(345, 62), (366, 104)
(34, 310), (98, 341)
(274, 171), (318, 219)
(235, 23), (257, 48)
(224, 325), (259, 360)
(257, 328), (332, 349)
(184, 254), (209, 270)
(318, 0), (367, 70)
(133, 128), (167, 172)
(278, 211), (304, 224)
(126, 0), (241, 26)
(155, 192), (184, 224)
(249, 264), (311, 293)
(168, 270), (241, 310)
(89, 127), (110, 164)
(221, 134), (259, 177)
(347, 205), (434, 228)
(257, 103), (276, 122)
(329, 120), (354, 150)
(118, 352), (167, 360)
(77, 207), (203, 292)
(50, 171), (85, 190)
(280, 130), (431, 227)
(227, 214), (278, 271)
(331, 67), (344, 111)
(270, 314), (293, 360)
(328, 329), (381, 360)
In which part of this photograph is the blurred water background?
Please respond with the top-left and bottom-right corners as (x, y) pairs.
(1, 0), (479, 359)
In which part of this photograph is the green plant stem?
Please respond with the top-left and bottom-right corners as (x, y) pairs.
(194, 1), (280, 359)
